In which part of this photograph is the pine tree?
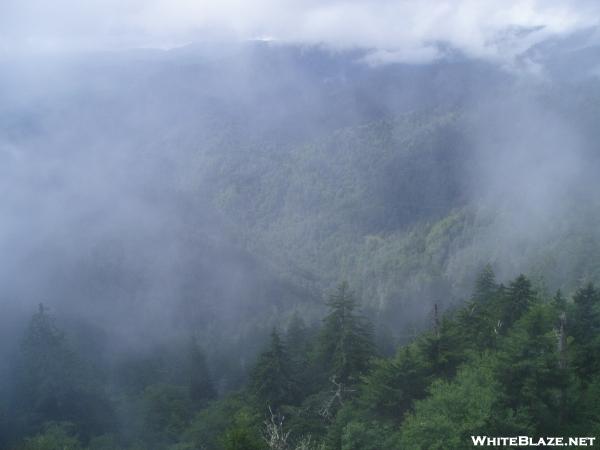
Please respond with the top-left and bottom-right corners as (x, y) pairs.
(189, 342), (217, 409)
(473, 264), (498, 303)
(251, 329), (296, 410)
(495, 303), (573, 435)
(359, 345), (427, 421)
(13, 304), (113, 439)
(285, 312), (313, 401)
(571, 283), (600, 380)
(552, 289), (567, 312)
(286, 313), (311, 364)
(400, 356), (502, 449)
(418, 315), (466, 381)
(499, 275), (535, 333)
(317, 282), (375, 386)
(458, 265), (501, 351)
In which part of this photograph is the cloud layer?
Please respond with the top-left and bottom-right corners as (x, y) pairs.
(1, 1), (599, 62)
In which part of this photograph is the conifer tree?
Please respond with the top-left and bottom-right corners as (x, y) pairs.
(317, 282), (375, 386)
(14, 304), (113, 439)
(552, 289), (567, 312)
(499, 275), (535, 333)
(457, 265), (500, 350)
(571, 283), (600, 379)
(495, 303), (573, 435)
(359, 345), (427, 421)
(189, 342), (217, 408)
(473, 263), (498, 303)
(285, 313), (312, 400)
(251, 329), (296, 410)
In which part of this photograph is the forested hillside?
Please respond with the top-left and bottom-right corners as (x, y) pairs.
(2, 35), (600, 449)
(3, 269), (600, 449)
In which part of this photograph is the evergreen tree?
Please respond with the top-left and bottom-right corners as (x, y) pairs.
(140, 383), (192, 445)
(457, 266), (500, 351)
(571, 283), (600, 380)
(552, 289), (567, 312)
(400, 356), (502, 449)
(359, 345), (427, 421)
(495, 303), (574, 435)
(12, 305), (113, 441)
(473, 264), (498, 302)
(188, 342), (216, 409)
(285, 313), (313, 401)
(420, 321), (465, 382)
(251, 329), (296, 410)
(317, 282), (375, 386)
(286, 313), (311, 366)
(19, 422), (83, 450)
(499, 275), (535, 333)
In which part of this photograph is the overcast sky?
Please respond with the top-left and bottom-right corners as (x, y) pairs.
(1, 0), (599, 63)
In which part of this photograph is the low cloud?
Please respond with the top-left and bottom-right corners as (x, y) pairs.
(1, 0), (599, 64)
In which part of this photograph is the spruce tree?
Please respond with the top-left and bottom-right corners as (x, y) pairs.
(495, 303), (574, 435)
(189, 342), (217, 409)
(499, 275), (535, 333)
(473, 264), (498, 303)
(317, 282), (375, 386)
(571, 283), (600, 380)
(458, 265), (500, 351)
(251, 329), (295, 410)
(285, 312), (312, 401)
(13, 304), (113, 439)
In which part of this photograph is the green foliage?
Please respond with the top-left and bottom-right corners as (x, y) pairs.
(570, 376), (600, 437)
(182, 394), (261, 450)
(13, 305), (113, 440)
(286, 313), (314, 394)
(498, 275), (536, 333)
(251, 329), (296, 410)
(494, 303), (571, 434)
(317, 283), (375, 386)
(571, 283), (600, 379)
(340, 421), (400, 450)
(188, 343), (217, 408)
(219, 409), (264, 450)
(359, 345), (427, 421)
(400, 357), (500, 449)
(140, 384), (192, 444)
(85, 434), (120, 450)
(19, 422), (82, 450)
(9, 270), (600, 450)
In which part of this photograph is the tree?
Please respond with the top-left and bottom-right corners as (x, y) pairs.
(499, 275), (535, 333)
(473, 264), (498, 303)
(417, 316), (466, 382)
(13, 305), (113, 439)
(571, 283), (600, 380)
(285, 313), (314, 403)
(552, 289), (567, 312)
(140, 384), (192, 445)
(494, 303), (574, 435)
(359, 345), (427, 421)
(457, 265), (500, 350)
(220, 410), (263, 450)
(251, 329), (296, 410)
(18, 422), (82, 450)
(317, 283), (375, 387)
(400, 357), (501, 449)
(188, 342), (216, 408)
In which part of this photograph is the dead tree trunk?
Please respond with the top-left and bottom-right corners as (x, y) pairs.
(433, 303), (440, 338)
(558, 312), (567, 369)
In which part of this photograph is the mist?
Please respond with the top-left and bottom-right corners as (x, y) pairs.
(2, 2), (600, 449)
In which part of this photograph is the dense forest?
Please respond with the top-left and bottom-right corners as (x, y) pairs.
(3, 4), (600, 448)
(2, 267), (600, 449)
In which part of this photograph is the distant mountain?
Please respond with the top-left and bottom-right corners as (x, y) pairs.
(1, 38), (600, 350)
